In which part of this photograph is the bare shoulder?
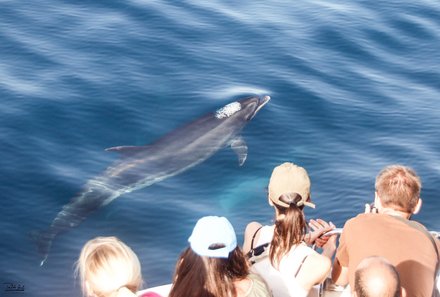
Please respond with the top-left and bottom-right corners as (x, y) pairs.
(242, 221), (263, 253)
(245, 222), (263, 234)
(305, 253), (331, 270)
(296, 253), (331, 290)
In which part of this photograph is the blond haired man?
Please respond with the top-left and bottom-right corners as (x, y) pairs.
(332, 165), (439, 297)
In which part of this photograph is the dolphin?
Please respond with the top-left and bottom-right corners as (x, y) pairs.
(32, 95), (270, 265)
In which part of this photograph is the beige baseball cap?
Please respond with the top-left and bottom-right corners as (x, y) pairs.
(268, 162), (315, 209)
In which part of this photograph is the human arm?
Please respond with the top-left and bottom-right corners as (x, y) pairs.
(296, 235), (337, 292)
(320, 234), (337, 259)
(242, 221), (263, 254)
(331, 258), (349, 286)
(296, 253), (332, 291)
(305, 219), (335, 247)
(331, 226), (349, 286)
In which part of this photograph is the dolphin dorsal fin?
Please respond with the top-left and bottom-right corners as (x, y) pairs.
(230, 136), (248, 166)
(105, 145), (148, 156)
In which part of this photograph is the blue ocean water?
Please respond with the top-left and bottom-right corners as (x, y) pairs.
(1, 1), (439, 296)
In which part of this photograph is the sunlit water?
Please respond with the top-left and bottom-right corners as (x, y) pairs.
(1, 1), (439, 296)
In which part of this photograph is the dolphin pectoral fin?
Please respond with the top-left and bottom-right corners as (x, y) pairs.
(230, 136), (248, 166)
(105, 145), (148, 156)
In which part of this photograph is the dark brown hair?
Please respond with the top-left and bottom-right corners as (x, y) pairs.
(269, 193), (308, 268)
(168, 246), (249, 297)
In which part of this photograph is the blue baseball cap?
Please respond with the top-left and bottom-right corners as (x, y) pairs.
(188, 216), (237, 258)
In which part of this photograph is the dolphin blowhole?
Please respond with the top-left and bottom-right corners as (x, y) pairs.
(215, 102), (242, 119)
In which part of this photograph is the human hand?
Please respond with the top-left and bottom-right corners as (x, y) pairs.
(321, 234), (338, 258)
(365, 203), (371, 213)
(314, 235), (331, 248)
(364, 203), (378, 214)
(307, 219), (335, 246)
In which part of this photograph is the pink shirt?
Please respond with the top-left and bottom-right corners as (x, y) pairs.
(138, 292), (162, 297)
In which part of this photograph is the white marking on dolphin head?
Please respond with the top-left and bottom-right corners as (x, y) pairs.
(215, 102), (242, 119)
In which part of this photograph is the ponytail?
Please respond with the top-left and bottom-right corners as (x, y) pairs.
(269, 193), (307, 268)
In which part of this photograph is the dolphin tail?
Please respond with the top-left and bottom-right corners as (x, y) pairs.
(29, 229), (53, 266)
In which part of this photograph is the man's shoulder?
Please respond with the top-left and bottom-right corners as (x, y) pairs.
(343, 213), (432, 239)
(345, 212), (411, 224)
(344, 213), (379, 227)
(342, 213), (410, 232)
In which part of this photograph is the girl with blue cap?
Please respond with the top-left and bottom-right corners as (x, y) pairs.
(169, 216), (272, 297)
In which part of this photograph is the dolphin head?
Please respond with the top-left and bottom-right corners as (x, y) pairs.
(215, 95), (270, 122)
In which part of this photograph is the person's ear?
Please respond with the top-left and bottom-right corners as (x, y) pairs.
(412, 198), (422, 215)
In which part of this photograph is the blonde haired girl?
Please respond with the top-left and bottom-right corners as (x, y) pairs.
(75, 236), (143, 297)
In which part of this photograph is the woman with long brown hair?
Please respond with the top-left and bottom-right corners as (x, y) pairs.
(169, 216), (272, 297)
(243, 162), (337, 297)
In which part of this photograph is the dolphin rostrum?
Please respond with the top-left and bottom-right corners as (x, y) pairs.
(32, 95), (270, 265)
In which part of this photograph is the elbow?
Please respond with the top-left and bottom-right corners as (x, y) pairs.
(331, 259), (349, 286)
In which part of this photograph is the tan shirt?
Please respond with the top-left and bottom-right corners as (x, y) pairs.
(242, 273), (273, 297)
(336, 213), (439, 297)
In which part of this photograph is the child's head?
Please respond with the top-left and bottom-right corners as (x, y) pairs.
(76, 236), (142, 297)
(169, 216), (249, 297)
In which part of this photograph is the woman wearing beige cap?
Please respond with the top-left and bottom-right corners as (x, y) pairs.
(243, 162), (337, 297)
